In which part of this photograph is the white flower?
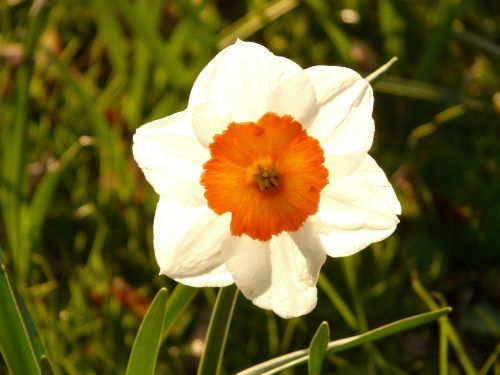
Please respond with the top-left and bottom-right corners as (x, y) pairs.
(133, 40), (401, 319)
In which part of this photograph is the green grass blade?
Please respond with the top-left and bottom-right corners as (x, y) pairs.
(318, 274), (357, 331)
(373, 76), (492, 111)
(40, 355), (55, 375)
(407, 105), (466, 150)
(411, 274), (477, 375)
(2, 63), (28, 275)
(416, 0), (463, 80)
(123, 0), (164, 127)
(0, 251), (50, 370)
(266, 312), (279, 357)
(90, 0), (128, 75)
(455, 28), (500, 59)
(308, 321), (329, 375)
(113, 0), (186, 88)
(304, 0), (353, 65)
(378, 0), (405, 60)
(197, 285), (238, 375)
(478, 343), (500, 375)
(39, 47), (132, 202)
(341, 257), (378, 372)
(217, 0), (299, 49)
(439, 316), (448, 375)
(0, 265), (40, 375)
(0, 0), (50, 282)
(342, 257), (368, 332)
(126, 288), (168, 375)
(237, 307), (451, 375)
(29, 137), (93, 249)
(161, 284), (198, 341)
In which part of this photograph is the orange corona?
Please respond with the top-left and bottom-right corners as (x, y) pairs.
(201, 112), (328, 241)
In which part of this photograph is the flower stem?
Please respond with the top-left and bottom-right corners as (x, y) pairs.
(197, 285), (239, 375)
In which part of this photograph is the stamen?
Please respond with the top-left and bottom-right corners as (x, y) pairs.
(254, 164), (279, 191)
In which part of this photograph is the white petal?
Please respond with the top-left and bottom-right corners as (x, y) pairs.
(132, 108), (209, 201)
(191, 101), (232, 148)
(154, 198), (233, 287)
(305, 66), (374, 154)
(172, 263), (233, 288)
(318, 155), (401, 257)
(267, 70), (318, 127)
(287, 220), (327, 279)
(324, 151), (366, 180)
(220, 236), (272, 301)
(188, 40), (302, 124)
(357, 156), (401, 215)
(188, 46), (231, 108)
(221, 226), (326, 319)
(320, 227), (397, 258)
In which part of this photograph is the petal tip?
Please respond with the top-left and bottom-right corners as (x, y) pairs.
(266, 289), (318, 319)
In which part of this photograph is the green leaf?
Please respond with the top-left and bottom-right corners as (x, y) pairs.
(126, 288), (168, 375)
(308, 321), (330, 375)
(0, 265), (40, 375)
(238, 307), (452, 374)
(161, 284), (198, 341)
(197, 285), (239, 375)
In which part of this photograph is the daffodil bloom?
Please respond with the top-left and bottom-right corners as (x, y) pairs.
(133, 40), (401, 318)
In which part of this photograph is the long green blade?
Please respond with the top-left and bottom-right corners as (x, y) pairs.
(318, 274), (357, 331)
(30, 138), (92, 249)
(304, 0), (353, 65)
(0, 0), (50, 283)
(126, 288), (168, 375)
(197, 285), (238, 375)
(161, 283), (198, 341)
(238, 307), (451, 374)
(308, 321), (330, 375)
(0, 265), (40, 375)
(216, 0), (299, 49)
(412, 275), (476, 375)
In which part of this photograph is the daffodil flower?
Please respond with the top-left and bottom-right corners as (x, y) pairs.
(133, 40), (401, 318)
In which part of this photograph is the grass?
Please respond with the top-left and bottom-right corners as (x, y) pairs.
(1, 0), (499, 373)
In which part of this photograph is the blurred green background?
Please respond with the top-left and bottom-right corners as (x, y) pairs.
(1, 0), (499, 373)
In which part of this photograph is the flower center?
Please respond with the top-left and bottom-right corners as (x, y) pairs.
(200, 112), (328, 241)
(254, 164), (279, 191)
